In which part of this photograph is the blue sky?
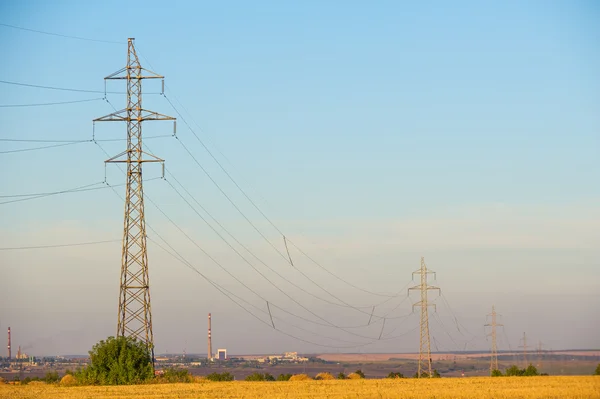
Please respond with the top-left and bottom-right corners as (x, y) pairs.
(0, 1), (598, 356)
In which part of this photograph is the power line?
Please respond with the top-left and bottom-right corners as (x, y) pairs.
(162, 93), (398, 299)
(0, 140), (91, 154)
(0, 79), (162, 95)
(0, 178), (161, 205)
(0, 97), (103, 108)
(0, 23), (124, 44)
(162, 170), (394, 314)
(0, 239), (120, 251)
(0, 135), (170, 144)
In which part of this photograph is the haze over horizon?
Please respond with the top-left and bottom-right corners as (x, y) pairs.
(1, 0), (598, 357)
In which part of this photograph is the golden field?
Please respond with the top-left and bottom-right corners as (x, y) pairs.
(1, 376), (599, 399)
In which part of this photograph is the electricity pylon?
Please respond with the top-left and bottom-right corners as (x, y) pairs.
(94, 38), (175, 368)
(536, 341), (544, 370)
(484, 305), (503, 375)
(519, 332), (528, 367)
(408, 257), (440, 378)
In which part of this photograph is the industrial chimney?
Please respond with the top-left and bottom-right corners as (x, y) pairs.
(207, 313), (212, 361)
(7, 327), (10, 360)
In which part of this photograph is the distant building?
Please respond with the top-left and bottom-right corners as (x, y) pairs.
(217, 349), (227, 361)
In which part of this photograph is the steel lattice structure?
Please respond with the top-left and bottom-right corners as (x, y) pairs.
(485, 305), (503, 375)
(408, 257), (440, 378)
(94, 38), (175, 367)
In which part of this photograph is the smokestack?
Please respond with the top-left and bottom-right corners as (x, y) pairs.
(7, 327), (10, 360)
(207, 313), (212, 360)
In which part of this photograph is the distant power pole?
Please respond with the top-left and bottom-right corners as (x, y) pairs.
(94, 38), (175, 370)
(207, 313), (213, 361)
(408, 257), (440, 378)
(484, 306), (503, 375)
(536, 341), (544, 370)
(519, 332), (528, 367)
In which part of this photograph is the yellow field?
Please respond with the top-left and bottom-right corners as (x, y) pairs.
(1, 376), (599, 399)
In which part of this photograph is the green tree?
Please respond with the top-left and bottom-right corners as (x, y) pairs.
(336, 372), (347, 380)
(505, 365), (523, 377)
(76, 336), (153, 385)
(491, 369), (503, 377)
(44, 371), (60, 383)
(387, 372), (405, 379)
(595, 364), (600, 376)
(161, 368), (191, 383)
(523, 365), (539, 376)
(277, 373), (292, 381)
(206, 372), (234, 381)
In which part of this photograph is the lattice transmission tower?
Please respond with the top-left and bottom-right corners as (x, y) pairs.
(484, 305), (503, 375)
(408, 257), (440, 378)
(94, 38), (175, 366)
(519, 332), (528, 367)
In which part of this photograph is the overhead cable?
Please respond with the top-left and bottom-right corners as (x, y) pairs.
(0, 239), (120, 251)
(0, 23), (124, 44)
(0, 140), (91, 154)
(0, 97), (103, 108)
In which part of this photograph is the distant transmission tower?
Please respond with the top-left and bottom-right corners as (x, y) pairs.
(94, 38), (175, 367)
(408, 257), (440, 378)
(536, 341), (544, 370)
(519, 332), (528, 367)
(484, 305), (503, 375)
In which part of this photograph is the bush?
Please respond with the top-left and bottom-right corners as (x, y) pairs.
(277, 373), (292, 381)
(205, 372), (234, 381)
(491, 369), (503, 377)
(347, 372), (363, 380)
(336, 372), (347, 380)
(289, 374), (311, 381)
(244, 372), (274, 381)
(387, 372), (405, 379)
(523, 365), (539, 376)
(315, 372), (334, 380)
(354, 369), (365, 378)
(594, 363), (600, 376)
(60, 374), (77, 386)
(505, 364), (539, 377)
(76, 336), (153, 385)
(44, 371), (60, 383)
(160, 368), (192, 383)
(505, 365), (523, 377)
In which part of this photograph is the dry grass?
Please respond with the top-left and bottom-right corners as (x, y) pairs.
(0, 376), (598, 399)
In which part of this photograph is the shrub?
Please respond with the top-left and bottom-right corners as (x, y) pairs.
(387, 372), (405, 379)
(160, 368), (192, 383)
(505, 365), (523, 377)
(205, 372), (234, 381)
(347, 372), (363, 380)
(336, 372), (347, 380)
(354, 369), (365, 378)
(595, 363), (600, 376)
(76, 336), (153, 385)
(315, 372), (334, 380)
(491, 369), (503, 377)
(523, 365), (539, 376)
(277, 373), (292, 381)
(44, 371), (60, 383)
(60, 374), (77, 386)
(289, 374), (311, 381)
(244, 372), (274, 381)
